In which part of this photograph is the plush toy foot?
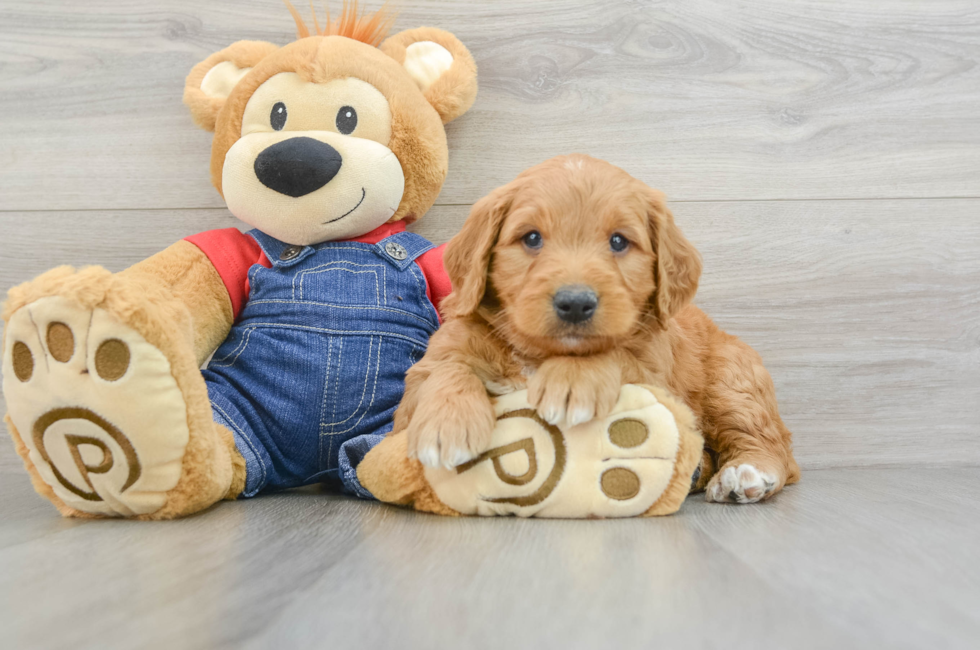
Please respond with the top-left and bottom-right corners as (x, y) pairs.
(2, 268), (242, 519)
(359, 384), (703, 518)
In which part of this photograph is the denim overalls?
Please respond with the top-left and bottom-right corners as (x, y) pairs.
(201, 229), (440, 498)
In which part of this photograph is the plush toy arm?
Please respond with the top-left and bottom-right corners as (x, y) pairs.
(119, 240), (234, 365)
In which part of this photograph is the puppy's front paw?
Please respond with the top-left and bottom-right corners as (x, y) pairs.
(405, 389), (496, 469)
(705, 463), (778, 504)
(527, 357), (621, 427)
(483, 376), (526, 397)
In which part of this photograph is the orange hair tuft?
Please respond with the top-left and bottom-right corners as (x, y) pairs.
(284, 1), (396, 47)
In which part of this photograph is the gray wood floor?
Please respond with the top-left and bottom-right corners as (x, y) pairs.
(0, 1), (978, 648)
(2, 467), (978, 650)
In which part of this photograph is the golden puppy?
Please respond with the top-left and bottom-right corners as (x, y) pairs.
(396, 155), (800, 503)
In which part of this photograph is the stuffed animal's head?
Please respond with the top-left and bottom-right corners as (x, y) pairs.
(183, 3), (477, 245)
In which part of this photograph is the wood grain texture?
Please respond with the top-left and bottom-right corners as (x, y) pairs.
(3, 200), (977, 469)
(0, 467), (978, 650)
(1, 0), (979, 211)
(419, 199), (980, 469)
(2, 3), (979, 648)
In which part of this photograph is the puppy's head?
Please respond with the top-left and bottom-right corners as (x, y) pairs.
(443, 155), (702, 357)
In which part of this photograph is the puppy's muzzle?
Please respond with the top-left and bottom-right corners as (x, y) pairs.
(254, 137), (343, 198)
(553, 286), (598, 324)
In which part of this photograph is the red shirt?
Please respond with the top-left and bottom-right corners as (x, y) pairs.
(185, 222), (451, 322)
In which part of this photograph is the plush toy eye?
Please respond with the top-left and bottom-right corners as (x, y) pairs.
(610, 233), (630, 252)
(522, 231), (543, 250)
(270, 102), (287, 131)
(336, 106), (357, 135)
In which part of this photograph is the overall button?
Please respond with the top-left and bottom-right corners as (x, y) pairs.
(385, 242), (408, 261)
(280, 245), (303, 261)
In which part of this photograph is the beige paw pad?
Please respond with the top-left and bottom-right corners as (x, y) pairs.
(2, 297), (190, 517)
(424, 385), (684, 518)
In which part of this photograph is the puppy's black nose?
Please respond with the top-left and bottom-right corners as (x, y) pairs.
(553, 286), (598, 324)
(254, 136), (342, 197)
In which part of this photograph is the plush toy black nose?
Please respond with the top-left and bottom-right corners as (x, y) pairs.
(253, 137), (342, 198)
(553, 286), (598, 324)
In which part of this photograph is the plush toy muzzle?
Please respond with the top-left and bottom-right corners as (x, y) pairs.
(223, 127), (405, 245)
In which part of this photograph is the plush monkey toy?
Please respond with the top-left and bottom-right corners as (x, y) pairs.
(1, 4), (477, 519)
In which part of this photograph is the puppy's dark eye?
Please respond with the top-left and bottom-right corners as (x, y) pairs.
(610, 233), (630, 253)
(522, 231), (543, 250)
(271, 102), (287, 131)
(336, 106), (357, 134)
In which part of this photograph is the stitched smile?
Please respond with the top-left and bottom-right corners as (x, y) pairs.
(324, 187), (366, 224)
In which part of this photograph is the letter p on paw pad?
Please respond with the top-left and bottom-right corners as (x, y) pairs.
(2, 297), (191, 517)
(422, 385), (702, 518)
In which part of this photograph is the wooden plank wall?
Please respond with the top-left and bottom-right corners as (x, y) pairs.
(1, 0), (978, 471)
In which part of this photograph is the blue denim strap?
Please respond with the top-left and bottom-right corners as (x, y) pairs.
(247, 230), (317, 268)
(248, 229), (435, 271)
(372, 231), (436, 270)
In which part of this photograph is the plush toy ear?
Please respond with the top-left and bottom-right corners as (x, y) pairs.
(183, 41), (280, 132)
(381, 27), (478, 124)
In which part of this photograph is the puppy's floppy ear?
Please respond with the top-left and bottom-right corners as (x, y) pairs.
(381, 27), (478, 124)
(646, 189), (702, 329)
(183, 41), (279, 132)
(441, 183), (516, 319)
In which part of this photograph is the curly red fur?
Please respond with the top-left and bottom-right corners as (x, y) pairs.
(399, 155), (800, 498)
(284, 1), (395, 46)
